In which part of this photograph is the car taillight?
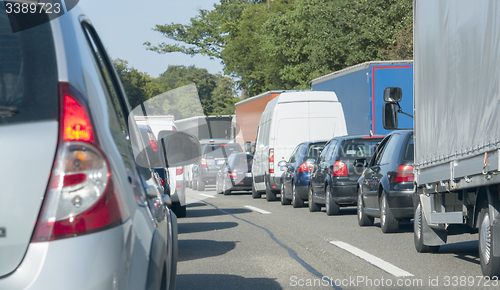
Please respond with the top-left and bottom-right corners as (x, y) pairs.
(200, 158), (207, 167)
(392, 165), (414, 182)
(333, 161), (348, 176)
(32, 83), (129, 242)
(229, 171), (238, 179)
(148, 132), (158, 152)
(269, 148), (274, 174)
(298, 161), (314, 172)
(176, 167), (184, 175)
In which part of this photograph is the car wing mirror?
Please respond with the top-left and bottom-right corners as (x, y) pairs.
(278, 160), (288, 167)
(158, 131), (202, 167)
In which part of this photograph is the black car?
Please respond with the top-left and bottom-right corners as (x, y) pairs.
(216, 153), (254, 195)
(193, 143), (243, 191)
(309, 135), (384, 215)
(357, 130), (414, 233)
(279, 141), (327, 207)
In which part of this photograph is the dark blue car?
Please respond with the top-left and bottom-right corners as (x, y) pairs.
(357, 129), (415, 233)
(309, 135), (384, 215)
(279, 141), (327, 207)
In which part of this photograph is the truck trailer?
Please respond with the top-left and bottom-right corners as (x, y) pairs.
(232, 91), (287, 149)
(382, 0), (500, 277)
(311, 61), (413, 135)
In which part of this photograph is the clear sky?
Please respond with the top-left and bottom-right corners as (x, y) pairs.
(78, 0), (224, 78)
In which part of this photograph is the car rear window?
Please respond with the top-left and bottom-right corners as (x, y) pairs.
(229, 153), (253, 167)
(204, 144), (242, 158)
(402, 134), (414, 161)
(307, 142), (326, 159)
(339, 138), (383, 158)
(0, 9), (58, 126)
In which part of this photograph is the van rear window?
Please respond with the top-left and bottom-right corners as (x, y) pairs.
(0, 8), (58, 126)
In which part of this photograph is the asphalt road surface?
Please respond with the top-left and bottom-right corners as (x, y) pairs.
(176, 185), (487, 290)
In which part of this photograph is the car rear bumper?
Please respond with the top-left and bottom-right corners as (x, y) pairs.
(0, 221), (145, 290)
(331, 181), (358, 205)
(226, 177), (253, 191)
(387, 190), (414, 219)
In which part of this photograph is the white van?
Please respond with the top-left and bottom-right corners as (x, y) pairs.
(251, 91), (348, 201)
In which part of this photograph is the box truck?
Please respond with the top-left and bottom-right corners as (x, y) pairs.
(232, 91), (287, 148)
(311, 61), (413, 135)
(382, 0), (500, 277)
(252, 91), (347, 201)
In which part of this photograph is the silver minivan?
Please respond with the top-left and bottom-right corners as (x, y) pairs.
(0, 4), (177, 290)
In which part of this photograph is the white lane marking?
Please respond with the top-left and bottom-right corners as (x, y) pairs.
(244, 205), (271, 215)
(199, 194), (216, 199)
(330, 240), (413, 277)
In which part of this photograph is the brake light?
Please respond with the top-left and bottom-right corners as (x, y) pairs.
(148, 132), (158, 152)
(333, 161), (348, 176)
(228, 171), (238, 179)
(176, 167), (184, 175)
(61, 86), (94, 143)
(32, 83), (129, 242)
(392, 165), (414, 182)
(200, 158), (207, 167)
(269, 148), (274, 174)
(298, 161), (314, 172)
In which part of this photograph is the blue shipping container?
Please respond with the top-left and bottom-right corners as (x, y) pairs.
(311, 61), (413, 135)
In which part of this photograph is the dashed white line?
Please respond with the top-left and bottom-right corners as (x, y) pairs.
(330, 240), (413, 277)
(198, 193), (216, 199)
(244, 205), (271, 214)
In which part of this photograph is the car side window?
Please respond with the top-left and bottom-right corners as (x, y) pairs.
(289, 144), (301, 163)
(370, 136), (390, 166)
(325, 140), (338, 161)
(378, 133), (401, 165)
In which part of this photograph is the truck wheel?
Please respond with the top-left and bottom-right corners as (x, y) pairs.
(281, 182), (291, 205)
(414, 201), (440, 253)
(292, 182), (304, 208)
(357, 189), (374, 226)
(308, 186), (320, 212)
(197, 177), (205, 191)
(479, 200), (500, 277)
(326, 185), (340, 216)
(251, 181), (261, 199)
(265, 176), (276, 201)
(380, 191), (399, 233)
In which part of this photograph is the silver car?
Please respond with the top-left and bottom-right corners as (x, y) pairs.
(0, 4), (177, 290)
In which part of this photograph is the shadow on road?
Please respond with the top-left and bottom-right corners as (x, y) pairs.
(176, 274), (282, 290)
(438, 240), (480, 265)
(185, 205), (252, 218)
(178, 239), (237, 262)
(178, 221), (239, 234)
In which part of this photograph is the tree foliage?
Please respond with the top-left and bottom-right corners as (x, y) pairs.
(146, 0), (412, 98)
(114, 61), (238, 118)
